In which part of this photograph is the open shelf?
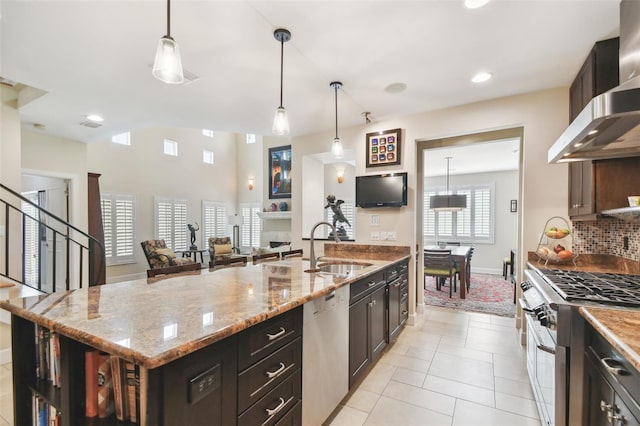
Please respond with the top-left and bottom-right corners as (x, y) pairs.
(256, 211), (292, 220)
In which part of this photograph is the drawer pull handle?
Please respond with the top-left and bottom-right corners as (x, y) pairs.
(266, 362), (286, 379)
(600, 400), (612, 412)
(266, 327), (286, 341)
(402, 310), (408, 315)
(402, 292), (408, 298)
(265, 397), (286, 417)
(536, 344), (556, 355)
(600, 357), (629, 376)
(367, 281), (376, 287)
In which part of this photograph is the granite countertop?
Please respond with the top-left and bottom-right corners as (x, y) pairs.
(0, 253), (409, 369)
(527, 252), (640, 275)
(579, 306), (640, 373)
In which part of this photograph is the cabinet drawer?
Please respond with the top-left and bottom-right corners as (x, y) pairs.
(350, 271), (385, 304)
(386, 262), (408, 283)
(274, 400), (302, 426)
(400, 299), (409, 324)
(238, 337), (302, 414)
(588, 329), (640, 413)
(238, 307), (302, 371)
(238, 368), (301, 426)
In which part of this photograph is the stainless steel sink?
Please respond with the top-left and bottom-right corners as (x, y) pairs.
(315, 262), (372, 275)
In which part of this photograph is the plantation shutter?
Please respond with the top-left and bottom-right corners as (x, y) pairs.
(240, 203), (261, 248)
(155, 197), (187, 251)
(102, 193), (136, 265)
(474, 187), (492, 240)
(202, 201), (228, 242)
(22, 192), (40, 286)
(456, 189), (472, 238)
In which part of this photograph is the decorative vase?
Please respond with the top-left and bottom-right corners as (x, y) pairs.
(270, 203), (278, 212)
(279, 202), (288, 212)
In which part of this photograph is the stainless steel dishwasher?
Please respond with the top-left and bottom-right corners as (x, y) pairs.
(302, 285), (349, 425)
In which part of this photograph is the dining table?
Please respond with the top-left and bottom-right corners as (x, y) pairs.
(424, 245), (473, 299)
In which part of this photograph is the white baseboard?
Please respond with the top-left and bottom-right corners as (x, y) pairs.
(0, 348), (11, 365)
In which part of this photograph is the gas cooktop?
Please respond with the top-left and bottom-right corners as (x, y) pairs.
(537, 269), (640, 306)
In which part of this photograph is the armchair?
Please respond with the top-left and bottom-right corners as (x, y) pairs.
(208, 236), (233, 263)
(140, 239), (198, 278)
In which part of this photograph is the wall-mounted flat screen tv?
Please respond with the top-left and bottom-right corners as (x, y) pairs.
(355, 172), (408, 208)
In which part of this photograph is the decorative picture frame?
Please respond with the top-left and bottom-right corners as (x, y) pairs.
(510, 199), (517, 212)
(366, 128), (401, 167)
(268, 145), (292, 199)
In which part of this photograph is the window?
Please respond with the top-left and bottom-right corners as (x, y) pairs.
(101, 193), (136, 265)
(22, 191), (40, 286)
(202, 201), (228, 243)
(155, 197), (187, 251)
(240, 203), (261, 249)
(423, 183), (494, 244)
(202, 129), (214, 138)
(246, 133), (256, 144)
(111, 132), (131, 146)
(203, 150), (214, 164)
(325, 200), (356, 240)
(163, 139), (178, 156)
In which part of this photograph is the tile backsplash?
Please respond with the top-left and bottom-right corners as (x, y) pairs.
(573, 220), (640, 261)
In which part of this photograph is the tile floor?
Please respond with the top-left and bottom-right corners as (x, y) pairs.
(329, 306), (540, 426)
(0, 306), (538, 426)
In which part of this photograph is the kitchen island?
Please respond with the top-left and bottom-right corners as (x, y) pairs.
(1, 248), (410, 425)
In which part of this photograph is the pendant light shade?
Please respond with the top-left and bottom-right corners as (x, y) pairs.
(152, 0), (184, 84)
(429, 157), (467, 211)
(272, 29), (291, 136)
(330, 81), (344, 159)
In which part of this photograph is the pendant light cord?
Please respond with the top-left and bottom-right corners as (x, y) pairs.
(166, 0), (171, 37)
(334, 85), (339, 139)
(279, 38), (284, 108)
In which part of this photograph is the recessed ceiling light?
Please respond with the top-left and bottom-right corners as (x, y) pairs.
(384, 82), (408, 94)
(86, 114), (104, 122)
(471, 72), (492, 83)
(464, 0), (490, 9)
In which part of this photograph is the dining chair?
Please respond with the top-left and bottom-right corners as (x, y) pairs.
(209, 255), (247, 269)
(252, 252), (281, 264)
(281, 248), (303, 259)
(423, 249), (458, 298)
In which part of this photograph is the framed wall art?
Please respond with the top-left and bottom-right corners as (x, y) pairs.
(366, 128), (401, 167)
(268, 145), (292, 199)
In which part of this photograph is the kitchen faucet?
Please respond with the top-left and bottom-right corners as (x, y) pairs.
(309, 221), (340, 270)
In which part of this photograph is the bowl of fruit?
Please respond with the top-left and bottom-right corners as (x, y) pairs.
(545, 227), (570, 239)
(537, 245), (577, 264)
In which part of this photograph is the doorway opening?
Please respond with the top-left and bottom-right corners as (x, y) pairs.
(416, 127), (523, 316)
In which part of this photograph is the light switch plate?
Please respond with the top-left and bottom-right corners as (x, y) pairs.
(371, 232), (380, 240)
(371, 215), (379, 226)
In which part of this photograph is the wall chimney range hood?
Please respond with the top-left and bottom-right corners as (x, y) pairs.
(548, 0), (640, 163)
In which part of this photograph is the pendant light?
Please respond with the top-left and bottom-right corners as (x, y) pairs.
(152, 0), (184, 84)
(330, 81), (344, 159)
(272, 28), (291, 135)
(429, 157), (467, 211)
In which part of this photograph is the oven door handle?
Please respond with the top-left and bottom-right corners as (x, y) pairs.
(537, 343), (556, 355)
(518, 297), (534, 314)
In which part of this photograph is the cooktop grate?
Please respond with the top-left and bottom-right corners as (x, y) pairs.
(538, 269), (640, 306)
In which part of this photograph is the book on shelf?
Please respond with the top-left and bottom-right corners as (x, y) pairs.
(109, 356), (128, 421)
(85, 350), (99, 418)
(124, 361), (139, 423)
(97, 352), (114, 418)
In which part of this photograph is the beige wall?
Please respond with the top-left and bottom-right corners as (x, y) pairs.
(292, 87), (569, 320)
(86, 127), (238, 281)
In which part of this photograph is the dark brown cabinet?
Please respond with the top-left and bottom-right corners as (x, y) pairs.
(567, 37), (619, 219)
(387, 261), (409, 344)
(582, 322), (640, 426)
(348, 270), (387, 389)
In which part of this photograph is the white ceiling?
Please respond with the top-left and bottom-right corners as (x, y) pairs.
(423, 138), (520, 176)
(0, 0), (620, 143)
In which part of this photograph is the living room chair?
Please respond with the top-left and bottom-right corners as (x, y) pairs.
(424, 249), (458, 298)
(140, 239), (198, 278)
(208, 236), (233, 263)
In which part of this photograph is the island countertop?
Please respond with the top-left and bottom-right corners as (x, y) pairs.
(0, 255), (409, 369)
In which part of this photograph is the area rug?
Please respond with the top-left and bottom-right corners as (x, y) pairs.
(424, 273), (516, 317)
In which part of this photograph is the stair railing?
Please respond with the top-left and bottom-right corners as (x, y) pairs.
(0, 182), (104, 292)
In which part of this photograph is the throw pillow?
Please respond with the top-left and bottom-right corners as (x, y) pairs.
(155, 248), (176, 258)
(215, 244), (233, 255)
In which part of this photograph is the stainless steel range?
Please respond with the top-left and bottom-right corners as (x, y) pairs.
(521, 267), (640, 426)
